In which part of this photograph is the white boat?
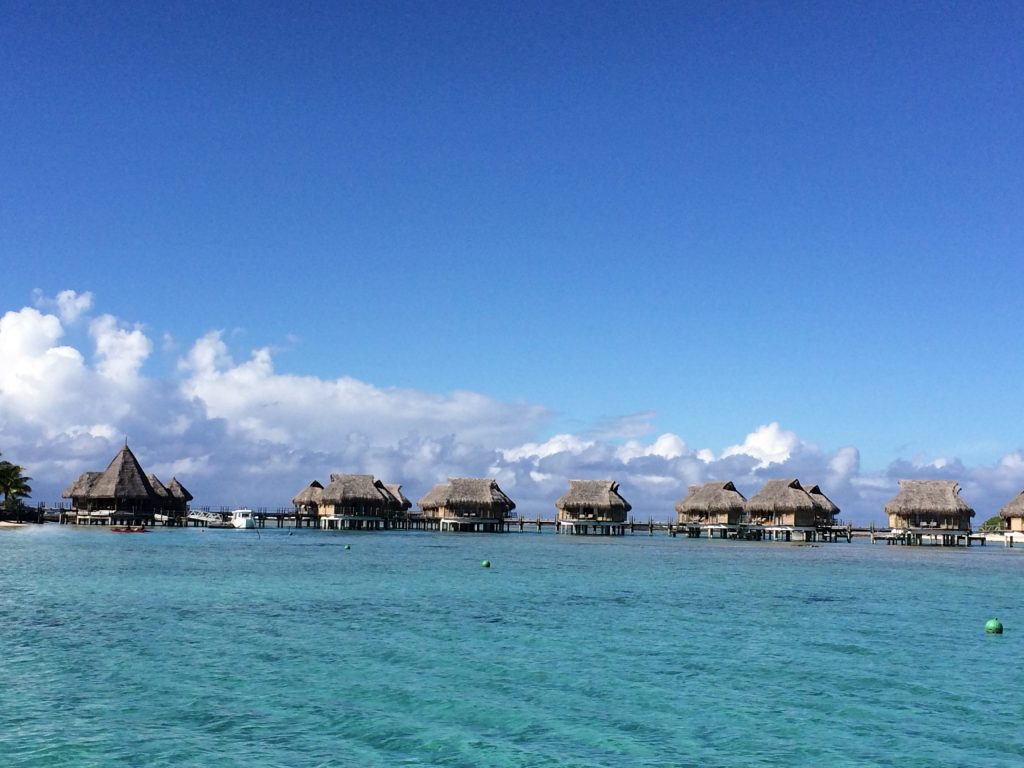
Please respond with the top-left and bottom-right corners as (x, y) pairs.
(229, 508), (257, 529)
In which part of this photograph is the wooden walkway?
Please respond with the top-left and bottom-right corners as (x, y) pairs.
(37, 506), (993, 547)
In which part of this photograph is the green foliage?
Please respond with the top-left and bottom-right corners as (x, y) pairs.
(0, 452), (33, 512)
(978, 514), (1004, 532)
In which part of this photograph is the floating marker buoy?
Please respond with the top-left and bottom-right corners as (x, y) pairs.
(481, 560), (490, 568)
(345, 544), (351, 550)
(985, 618), (1004, 634)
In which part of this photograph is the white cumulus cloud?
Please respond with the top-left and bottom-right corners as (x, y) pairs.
(721, 422), (803, 468)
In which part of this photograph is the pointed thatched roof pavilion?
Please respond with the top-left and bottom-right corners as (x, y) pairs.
(675, 481), (747, 530)
(885, 480), (975, 531)
(60, 444), (192, 524)
(418, 478), (515, 532)
(80, 443), (159, 512)
(555, 480), (631, 535)
(999, 490), (1024, 532)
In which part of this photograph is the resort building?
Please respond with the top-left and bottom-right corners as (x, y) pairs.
(60, 443), (192, 525)
(999, 490), (1024, 532)
(417, 478), (515, 532)
(318, 473), (405, 530)
(291, 480), (324, 517)
(746, 478), (842, 541)
(674, 481), (747, 538)
(884, 480), (975, 536)
(554, 480), (631, 535)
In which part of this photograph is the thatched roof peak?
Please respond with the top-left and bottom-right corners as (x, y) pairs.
(746, 478), (815, 513)
(674, 480), (747, 515)
(555, 480), (631, 512)
(999, 490), (1024, 519)
(167, 477), (193, 502)
(88, 444), (157, 501)
(884, 479), (975, 517)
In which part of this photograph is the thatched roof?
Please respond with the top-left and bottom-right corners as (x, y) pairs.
(62, 471), (101, 499)
(87, 444), (157, 501)
(292, 480), (324, 507)
(999, 490), (1024, 519)
(147, 474), (171, 500)
(745, 479), (816, 514)
(555, 480), (631, 513)
(674, 481), (746, 515)
(321, 473), (391, 505)
(167, 477), (193, 503)
(804, 484), (840, 516)
(382, 483), (412, 511)
(885, 480), (975, 518)
(418, 478), (515, 513)
(448, 478), (515, 511)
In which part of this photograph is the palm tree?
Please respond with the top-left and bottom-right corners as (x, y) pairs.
(0, 455), (32, 514)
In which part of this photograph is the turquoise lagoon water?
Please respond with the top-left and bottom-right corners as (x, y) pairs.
(1, 525), (1023, 767)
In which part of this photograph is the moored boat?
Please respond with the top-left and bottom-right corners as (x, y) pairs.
(230, 508), (257, 529)
(111, 526), (148, 533)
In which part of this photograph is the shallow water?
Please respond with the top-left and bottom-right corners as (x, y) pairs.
(1, 525), (1022, 767)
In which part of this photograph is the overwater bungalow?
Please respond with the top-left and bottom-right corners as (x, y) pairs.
(417, 478), (515, 532)
(884, 480), (975, 544)
(674, 481), (747, 538)
(62, 471), (101, 511)
(745, 478), (820, 541)
(999, 490), (1024, 532)
(555, 480), (631, 535)
(318, 473), (399, 530)
(416, 483), (449, 525)
(291, 480), (324, 517)
(166, 477), (193, 514)
(60, 443), (174, 525)
(804, 483), (840, 525)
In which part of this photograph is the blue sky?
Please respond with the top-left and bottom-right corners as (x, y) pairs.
(2, 1), (1023, 521)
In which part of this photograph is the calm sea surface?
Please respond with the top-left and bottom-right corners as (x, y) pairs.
(1, 525), (1023, 767)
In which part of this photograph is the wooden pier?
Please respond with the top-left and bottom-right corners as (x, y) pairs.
(869, 527), (985, 546)
(36, 505), (995, 548)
